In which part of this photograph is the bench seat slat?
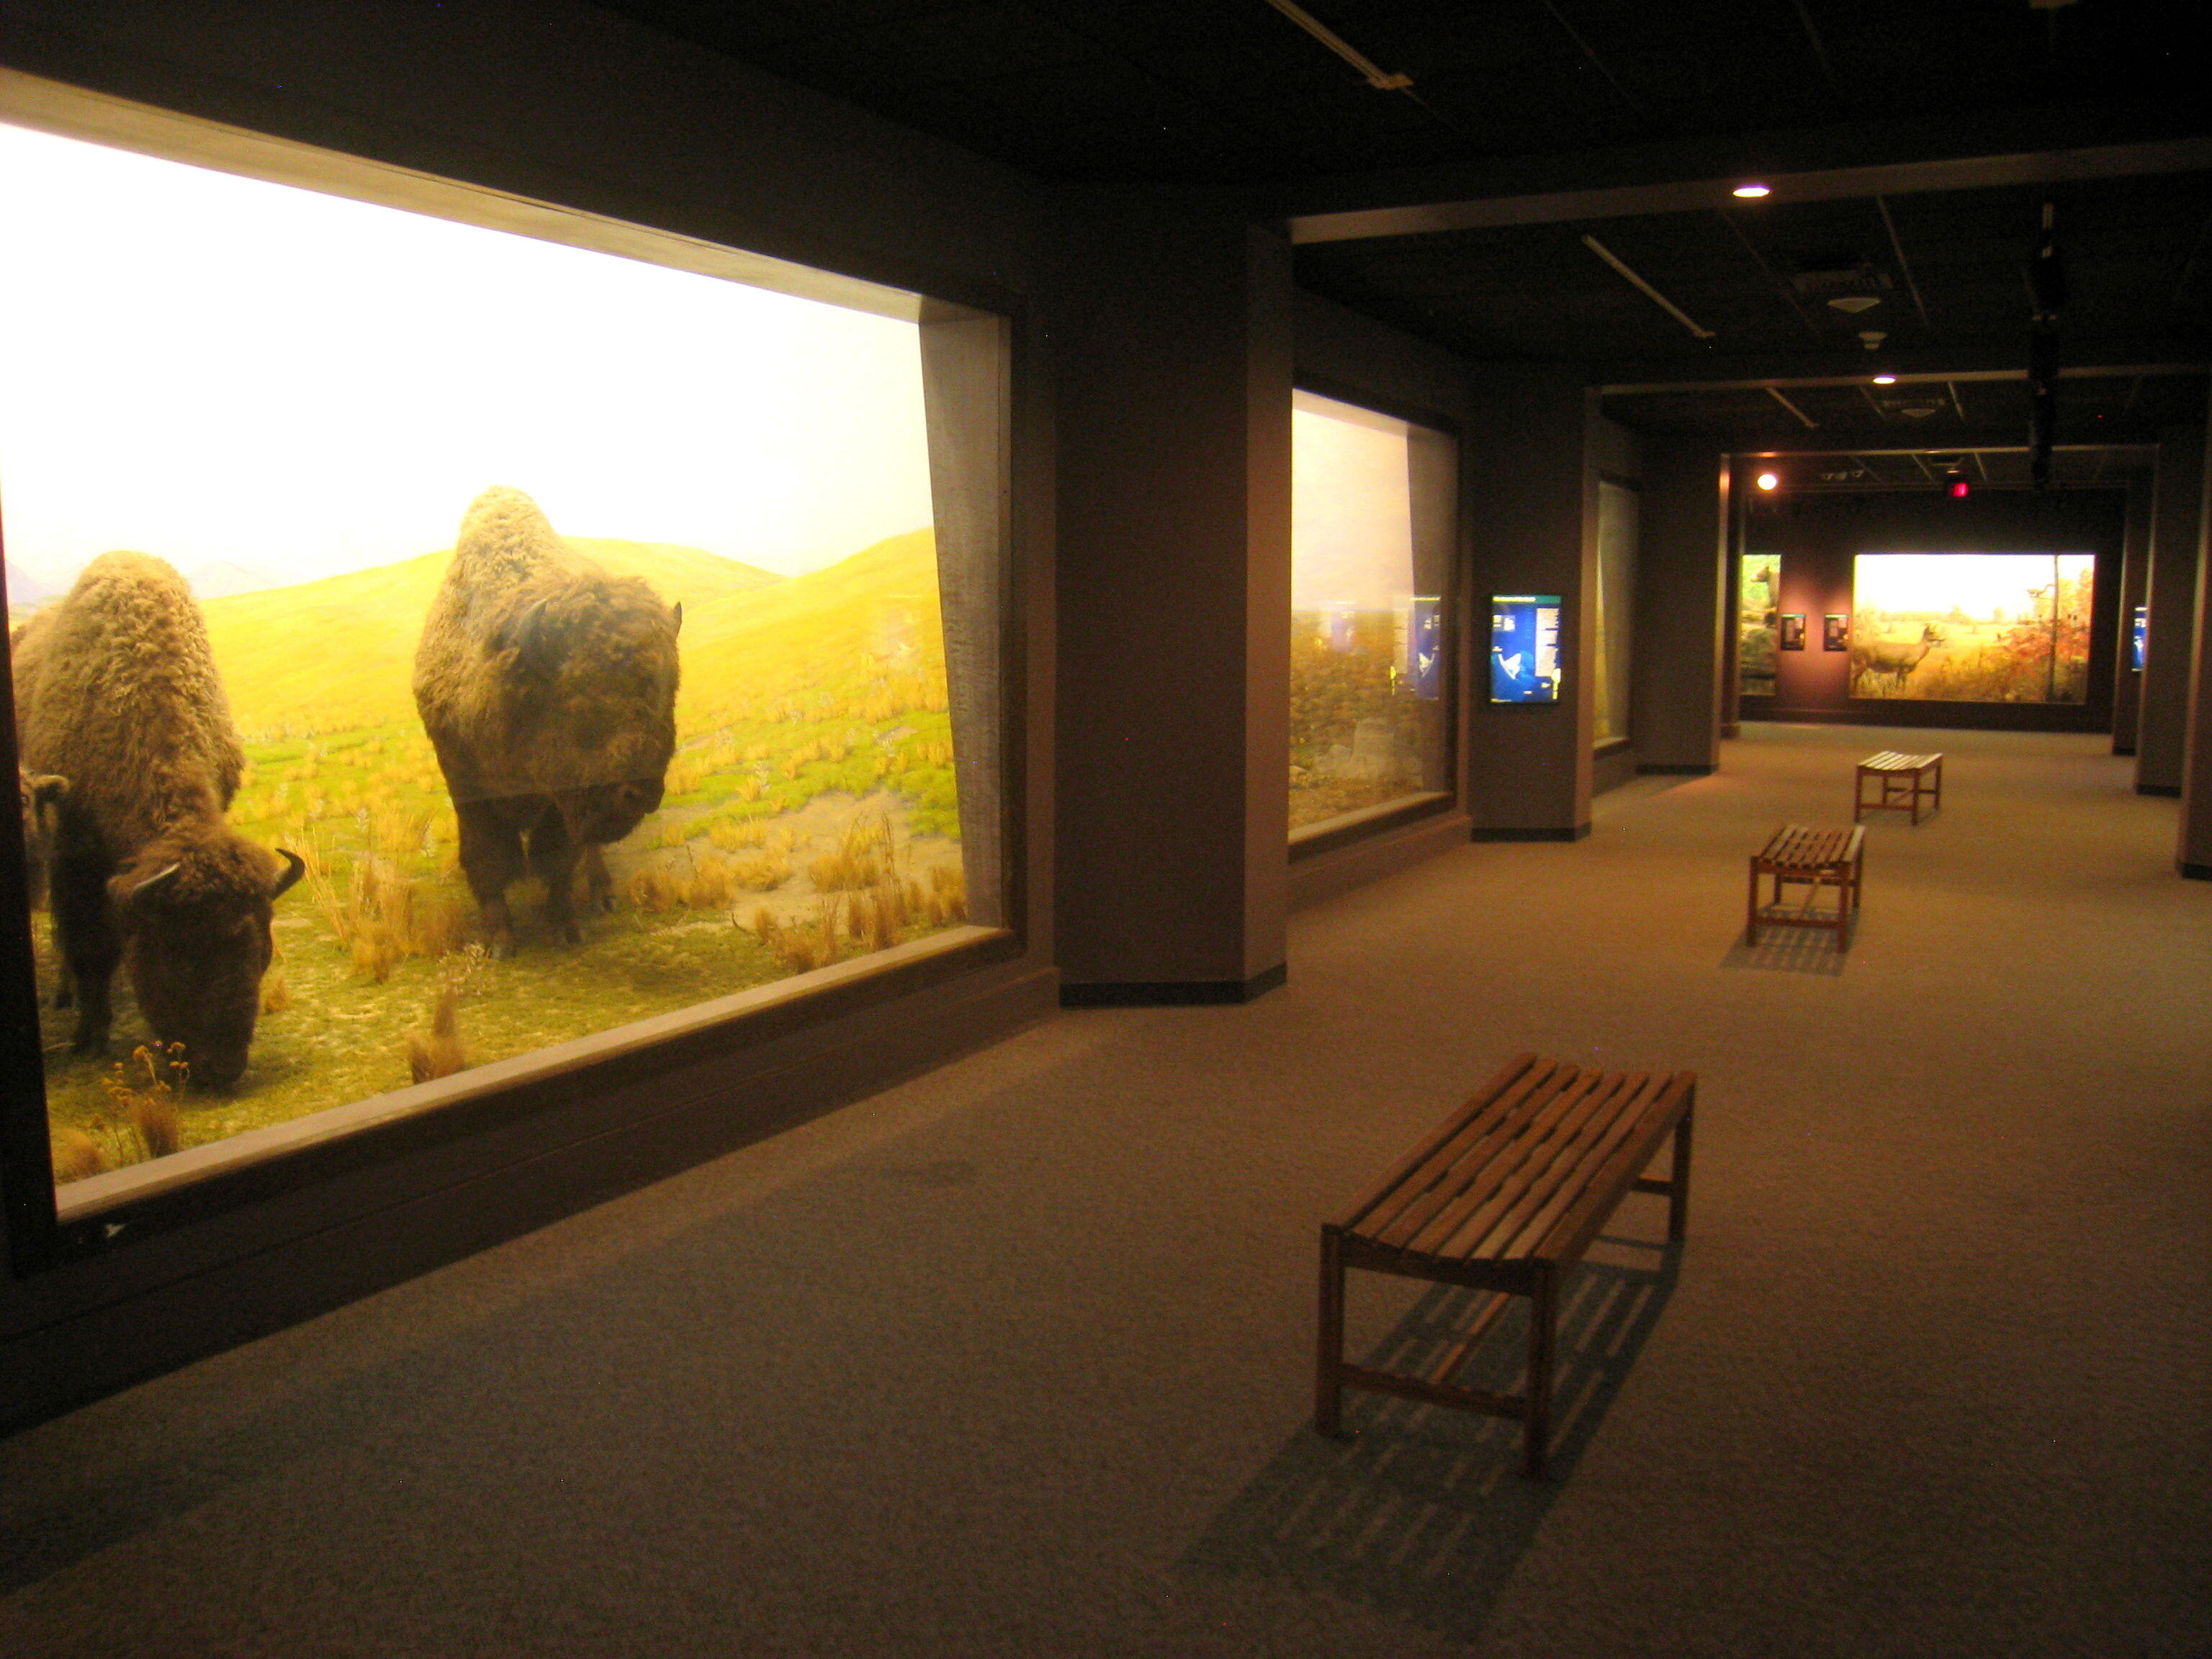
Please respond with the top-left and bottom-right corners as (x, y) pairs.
(1370, 1066), (1611, 1253)
(1407, 1070), (1650, 1262)
(1353, 1058), (1579, 1244)
(1483, 1073), (1674, 1263)
(1531, 1072), (1697, 1267)
(1337, 1052), (1545, 1233)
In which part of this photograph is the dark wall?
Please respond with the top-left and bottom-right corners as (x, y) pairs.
(1741, 488), (2124, 733)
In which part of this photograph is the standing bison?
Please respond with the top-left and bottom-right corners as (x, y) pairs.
(413, 487), (682, 952)
(11, 554), (303, 1089)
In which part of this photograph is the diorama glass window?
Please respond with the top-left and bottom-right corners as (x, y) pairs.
(1850, 554), (2093, 703)
(1288, 390), (1455, 839)
(1739, 552), (1780, 697)
(1, 113), (1006, 1202)
(1592, 479), (1639, 746)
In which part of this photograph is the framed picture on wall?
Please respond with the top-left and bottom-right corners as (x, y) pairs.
(1779, 613), (1807, 651)
(1823, 613), (1849, 651)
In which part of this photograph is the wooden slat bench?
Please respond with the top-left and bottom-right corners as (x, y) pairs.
(1316, 1053), (1695, 1478)
(1748, 823), (1864, 950)
(1855, 750), (1944, 824)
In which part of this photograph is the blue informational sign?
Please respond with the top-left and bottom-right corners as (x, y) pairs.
(2132, 604), (2147, 673)
(1408, 596), (1442, 700)
(1490, 594), (1561, 703)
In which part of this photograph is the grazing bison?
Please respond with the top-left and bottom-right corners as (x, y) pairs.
(413, 487), (681, 951)
(12, 554), (302, 1088)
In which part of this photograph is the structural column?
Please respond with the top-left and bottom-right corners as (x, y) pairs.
(2110, 472), (2152, 756)
(1049, 192), (1292, 1001)
(1461, 370), (1598, 838)
(2176, 422), (2212, 878)
(1630, 439), (1729, 774)
(2137, 425), (2206, 796)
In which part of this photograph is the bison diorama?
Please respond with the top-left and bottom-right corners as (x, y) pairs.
(413, 487), (682, 952)
(12, 553), (303, 1089)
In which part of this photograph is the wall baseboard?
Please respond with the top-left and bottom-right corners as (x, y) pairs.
(2138, 783), (2182, 798)
(1470, 824), (1592, 843)
(2182, 861), (2212, 881)
(1061, 961), (1287, 1007)
(1637, 763), (1716, 775)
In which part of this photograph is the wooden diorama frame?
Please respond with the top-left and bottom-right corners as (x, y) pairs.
(0, 73), (1023, 1277)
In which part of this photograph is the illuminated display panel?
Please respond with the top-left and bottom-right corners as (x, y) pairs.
(1849, 554), (2094, 703)
(1489, 596), (1562, 702)
(1288, 390), (1455, 837)
(1, 117), (998, 1205)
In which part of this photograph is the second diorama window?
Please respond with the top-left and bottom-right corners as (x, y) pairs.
(1288, 390), (1456, 840)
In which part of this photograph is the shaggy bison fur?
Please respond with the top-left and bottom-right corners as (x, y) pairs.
(11, 554), (302, 1089)
(413, 487), (681, 950)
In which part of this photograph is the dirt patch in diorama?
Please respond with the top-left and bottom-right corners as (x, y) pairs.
(21, 518), (969, 1182)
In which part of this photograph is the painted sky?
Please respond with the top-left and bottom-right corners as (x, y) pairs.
(1291, 390), (1414, 613)
(0, 121), (933, 588)
(1854, 553), (2094, 618)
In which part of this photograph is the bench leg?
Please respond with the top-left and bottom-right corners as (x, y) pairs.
(1745, 858), (1760, 945)
(1316, 1226), (1346, 1438)
(1524, 1263), (1557, 1479)
(1668, 1089), (1694, 1243)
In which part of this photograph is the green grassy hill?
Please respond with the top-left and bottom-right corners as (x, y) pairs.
(202, 539), (786, 739)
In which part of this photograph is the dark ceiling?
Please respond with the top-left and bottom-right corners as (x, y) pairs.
(595, 0), (2212, 451)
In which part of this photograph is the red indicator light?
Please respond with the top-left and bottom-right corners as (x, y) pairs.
(1948, 479), (1970, 498)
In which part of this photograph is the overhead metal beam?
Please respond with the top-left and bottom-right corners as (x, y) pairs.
(1599, 359), (2206, 395)
(1582, 234), (1714, 338)
(1288, 132), (2212, 244)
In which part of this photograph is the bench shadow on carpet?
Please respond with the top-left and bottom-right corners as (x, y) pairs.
(1179, 1243), (1678, 1638)
(1719, 930), (1849, 976)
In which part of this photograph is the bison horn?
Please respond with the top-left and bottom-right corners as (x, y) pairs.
(272, 848), (307, 899)
(131, 863), (181, 896)
(670, 600), (683, 635)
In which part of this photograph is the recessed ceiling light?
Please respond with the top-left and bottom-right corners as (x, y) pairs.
(1733, 183), (1771, 199)
(1873, 374), (1898, 385)
(1755, 471), (1780, 490)
(1828, 295), (1882, 314)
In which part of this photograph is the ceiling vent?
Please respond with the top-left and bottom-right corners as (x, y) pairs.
(1791, 254), (1894, 303)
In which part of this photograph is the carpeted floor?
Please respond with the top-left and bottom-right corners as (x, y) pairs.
(3, 723), (2208, 1658)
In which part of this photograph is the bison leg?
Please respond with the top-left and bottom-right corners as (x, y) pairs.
(578, 842), (615, 913)
(47, 853), (120, 1053)
(526, 809), (583, 945)
(454, 804), (527, 956)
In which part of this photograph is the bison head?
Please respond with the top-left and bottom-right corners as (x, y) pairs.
(109, 832), (305, 1090)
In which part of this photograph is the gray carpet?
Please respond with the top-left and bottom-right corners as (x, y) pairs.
(4, 723), (2208, 1658)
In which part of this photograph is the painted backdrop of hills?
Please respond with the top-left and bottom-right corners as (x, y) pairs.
(9, 528), (944, 747)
